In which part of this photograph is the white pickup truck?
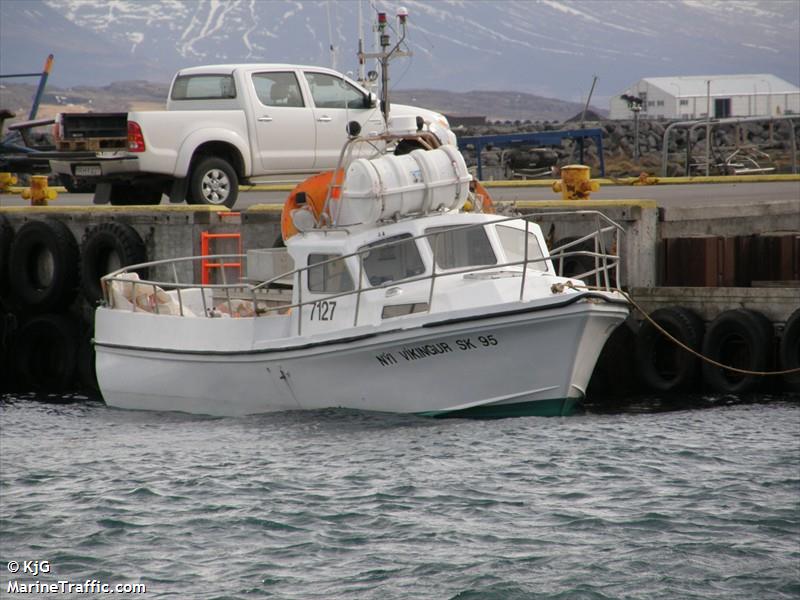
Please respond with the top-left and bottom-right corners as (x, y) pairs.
(50, 64), (455, 208)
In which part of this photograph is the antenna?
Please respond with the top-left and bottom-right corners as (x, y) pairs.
(579, 74), (598, 128)
(326, 1), (336, 70)
(357, 0), (365, 85)
(357, 7), (412, 123)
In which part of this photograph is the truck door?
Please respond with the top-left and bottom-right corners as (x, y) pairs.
(302, 71), (385, 170)
(250, 71), (316, 172)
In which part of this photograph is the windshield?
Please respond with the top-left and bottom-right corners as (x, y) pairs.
(307, 254), (354, 293)
(495, 224), (548, 271)
(425, 225), (497, 270)
(359, 234), (425, 286)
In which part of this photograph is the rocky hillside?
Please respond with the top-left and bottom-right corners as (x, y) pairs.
(0, 82), (168, 122)
(390, 89), (601, 123)
(0, 82), (600, 125)
(2, 80), (795, 179)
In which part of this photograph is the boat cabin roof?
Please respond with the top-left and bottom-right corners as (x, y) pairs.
(284, 211), (552, 295)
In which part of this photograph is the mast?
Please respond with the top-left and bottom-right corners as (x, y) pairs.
(358, 7), (411, 123)
(357, 0), (365, 84)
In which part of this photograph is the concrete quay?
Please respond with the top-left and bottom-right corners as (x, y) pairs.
(1, 178), (798, 398)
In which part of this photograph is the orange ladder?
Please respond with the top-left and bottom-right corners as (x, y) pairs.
(200, 227), (242, 285)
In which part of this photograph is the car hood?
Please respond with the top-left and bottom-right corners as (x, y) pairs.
(388, 103), (457, 146)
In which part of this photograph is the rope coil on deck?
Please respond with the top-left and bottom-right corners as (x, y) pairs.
(559, 281), (800, 377)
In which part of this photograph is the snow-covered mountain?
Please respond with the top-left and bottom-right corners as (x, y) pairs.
(1, 0), (798, 105)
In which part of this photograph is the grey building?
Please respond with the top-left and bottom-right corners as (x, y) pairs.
(609, 74), (800, 120)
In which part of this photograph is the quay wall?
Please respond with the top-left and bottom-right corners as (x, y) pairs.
(1, 194), (798, 400)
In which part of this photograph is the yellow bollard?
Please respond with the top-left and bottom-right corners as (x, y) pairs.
(551, 164), (600, 200)
(21, 175), (58, 206)
(632, 171), (659, 186)
(0, 172), (18, 192)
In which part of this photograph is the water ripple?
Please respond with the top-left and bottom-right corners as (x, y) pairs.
(1, 394), (798, 599)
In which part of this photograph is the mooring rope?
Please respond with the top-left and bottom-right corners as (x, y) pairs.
(557, 281), (800, 377)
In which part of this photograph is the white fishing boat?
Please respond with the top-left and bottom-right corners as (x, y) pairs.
(93, 122), (630, 418)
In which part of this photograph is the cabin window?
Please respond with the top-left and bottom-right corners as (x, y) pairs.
(359, 234), (425, 286)
(382, 303), (429, 319)
(251, 72), (305, 108)
(426, 226), (496, 270)
(171, 74), (236, 100)
(305, 72), (368, 109)
(496, 225), (548, 271)
(307, 254), (354, 293)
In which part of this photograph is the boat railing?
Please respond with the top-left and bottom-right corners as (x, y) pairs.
(100, 211), (624, 329)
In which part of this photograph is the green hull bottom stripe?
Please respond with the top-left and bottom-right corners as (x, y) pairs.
(420, 397), (583, 419)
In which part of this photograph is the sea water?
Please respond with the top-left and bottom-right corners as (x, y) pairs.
(0, 393), (798, 599)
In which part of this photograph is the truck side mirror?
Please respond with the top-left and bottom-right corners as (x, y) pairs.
(366, 92), (378, 109)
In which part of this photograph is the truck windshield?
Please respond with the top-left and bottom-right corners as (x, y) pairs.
(171, 75), (236, 100)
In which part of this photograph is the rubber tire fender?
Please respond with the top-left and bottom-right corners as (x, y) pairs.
(701, 309), (773, 394)
(80, 221), (148, 305)
(780, 307), (800, 391)
(550, 236), (596, 281)
(0, 215), (14, 308)
(8, 218), (79, 312)
(76, 321), (99, 393)
(635, 306), (704, 392)
(0, 312), (16, 392)
(189, 157), (238, 209)
(12, 313), (79, 392)
(587, 321), (640, 398)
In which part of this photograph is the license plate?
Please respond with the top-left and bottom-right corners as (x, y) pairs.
(75, 165), (102, 177)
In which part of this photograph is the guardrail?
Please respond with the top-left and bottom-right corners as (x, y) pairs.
(101, 211), (624, 333)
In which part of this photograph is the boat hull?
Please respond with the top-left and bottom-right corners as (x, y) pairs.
(95, 298), (628, 418)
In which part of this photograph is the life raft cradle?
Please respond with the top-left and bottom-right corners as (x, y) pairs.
(280, 128), (495, 242)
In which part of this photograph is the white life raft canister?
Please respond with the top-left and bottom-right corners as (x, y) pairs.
(334, 145), (471, 226)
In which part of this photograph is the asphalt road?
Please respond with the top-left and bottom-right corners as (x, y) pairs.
(1, 181), (798, 210)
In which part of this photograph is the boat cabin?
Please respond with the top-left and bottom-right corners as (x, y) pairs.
(285, 212), (555, 335)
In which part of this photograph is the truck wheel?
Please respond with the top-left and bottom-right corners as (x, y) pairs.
(189, 157), (238, 209)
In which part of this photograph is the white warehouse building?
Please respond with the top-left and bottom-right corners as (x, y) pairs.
(609, 74), (800, 120)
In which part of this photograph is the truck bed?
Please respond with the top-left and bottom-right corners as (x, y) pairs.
(56, 112), (127, 151)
